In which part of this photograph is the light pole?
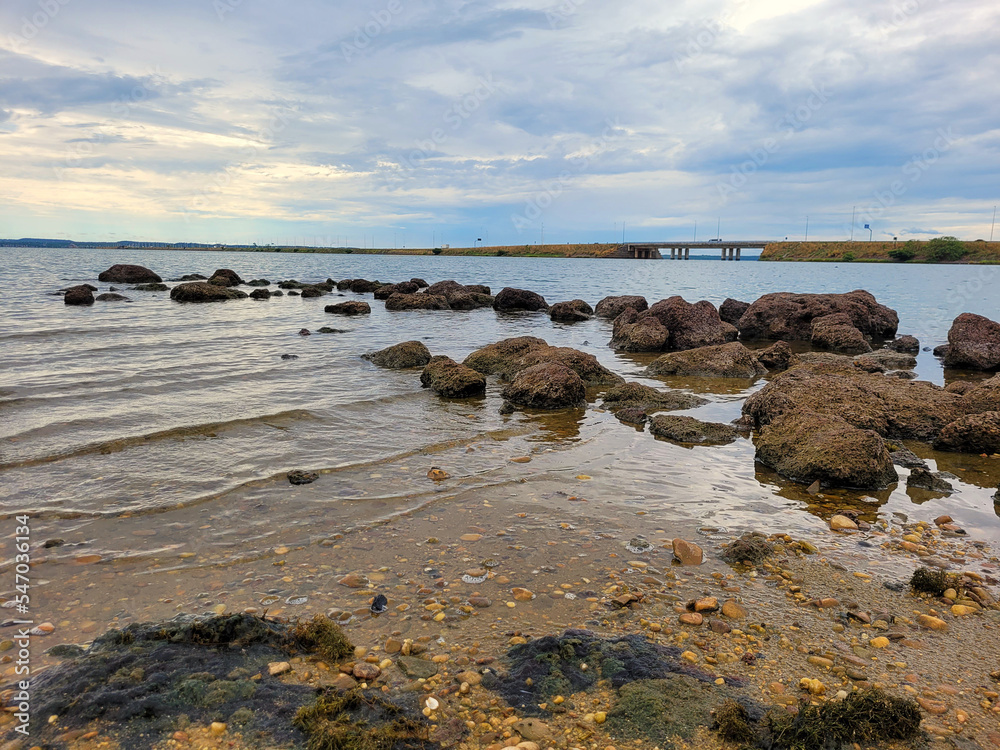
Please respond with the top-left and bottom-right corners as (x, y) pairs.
(850, 206), (856, 241)
(693, 220), (697, 242)
(805, 215), (809, 242)
(991, 205), (997, 242)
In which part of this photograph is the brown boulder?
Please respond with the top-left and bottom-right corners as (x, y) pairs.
(170, 282), (248, 302)
(757, 341), (797, 371)
(609, 308), (670, 352)
(364, 341), (432, 369)
(300, 285), (327, 298)
(601, 382), (707, 412)
(463, 337), (548, 376)
(514, 347), (623, 387)
(719, 298), (750, 326)
(737, 290), (898, 341)
(384, 293), (450, 311)
(960, 374), (1000, 412)
(348, 279), (381, 294)
(755, 409), (898, 489)
(594, 295), (648, 319)
(98, 264), (162, 284)
(856, 350), (916, 370)
(888, 335), (920, 353)
(207, 268), (243, 287)
(643, 296), (729, 350)
(500, 362), (586, 409)
(373, 281), (420, 300)
(943, 313), (1000, 370)
(96, 292), (131, 302)
(810, 313), (872, 354)
(549, 299), (593, 322)
(446, 293), (495, 310)
(646, 342), (766, 379)
(325, 301), (371, 315)
(420, 356), (486, 398)
(648, 415), (740, 445)
(64, 285), (95, 305)
(410, 277), (429, 288)
(249, 288), (270, 300)
(933, 412), (1000, 454)
(424, 280), (468, 297)
(493, 287), (548, 312)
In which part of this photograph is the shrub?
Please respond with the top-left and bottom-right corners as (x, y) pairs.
(496, 249), (508, 257)
(926, 236), (966, 262)
(887, 247), (916, 261)
(843, 252), (855, 262)
(432, 247), (443, 255)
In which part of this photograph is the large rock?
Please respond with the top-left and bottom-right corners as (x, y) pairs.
(737, 290), (898, 341)
(906, 468), (954, 493)
(325, 301), (371, 315)
(719, 298), (750, 326)
(933, 412), (1000, 454)
(755, 409), (899, 489)
(493, 287), (548, 312)
(609, 308), (670, 352)
(464, 337), (548, 376)
(646, 342), (766, 378)
(207, 268), (243, 287)
(64, 285), (95, 305)
(857, 350), (916, 370)
(757, 341), (797, 371)
(601, 382), (707, 412)
(943, 313), (1000, 370)
(448, 293), (495, 310)
(384, 293), (449, 311)
(643, 297), (730, 351)
(170, 282), (248, 302)
(98, 264), (161, 284)
(595, 295), (648, 319)
(648, 415), (739, 445)
(96, 293), (130, 302)
(364, 341), (432, 369)
(888, 335), (920, 353)
(250, 288), (270, 300)
(810, 313), (872, 354)
(373, 281), (420, 300)
(549, 299), (593, 322)
(420, 356), (486, 398)
(300, 285), (327, 298)
(463, 337), (621, 386)
(425, 280), (490, 298)
(960, 374), (1000, 412)
(500, 363), (586, 409)
(349, 279), (381, 294)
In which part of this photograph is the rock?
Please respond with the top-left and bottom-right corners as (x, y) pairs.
(493, 287), (548, 312)
(693, 597), (718, 612)
(364, 341), (432, 369)
(933, 411), (1000, 454)
(373, 281), (420, 300)
(176, 273), (206, 281)
(512, 719), (551, 742)
(95, 292), (130, 302)
(300, 286), (326, 298)
(98, 264), (162, 283)
(671, 538), (703, 566)
(679, 612), (703, 626)
(420, 356), (487, 398)
(719, 298), (751, 325)
(737, 290), (898, 341)
(64, 285), (95, 305)
(916, 614), (948, 631)
(943, 313), (1000, 370)
(463, 337), (622, 386)
(397, 655), (438, 679)
(609, 308), (670, 352)
(906, 468), (954, 493)
(130, 283), (170, 292)
(856, 350), (917, 370)
(331, 674), (358, 691)
(207, 268), (243, 287)
(455, 670), (482, 686)
(268, 661), (291, 676)
(385, 293), (450, 311)
(721, 600), (747, 619)
(642, 296), (730, 351)
(338, 573), (369, 588)
(646, 342), (767, 378)
(755, 409), (899, 489)
(249, 288), (270, 300)
(511, 588), (535, 601)
(410, 278), (428, 288)
(888, 335), (920, 353)
(247, 279), (270, 287)
(353, 662), (381, 681)
(384, 638), (402, 654)
(463, 336), (548, 375)
(500, 363), (586, 409)
(325, 301), (371, 315)
(348, 279), (381, 294)
(169, 282), (247, 302)
(960, 373), (1000, 412)
(445, 292), (495, 310)
(549, 299), (593, 322)
(648, 415), (739, 445)
(757, 341), (797, 371)
(595, 295), (648, 318)
(830, 515), (859, 531)
(890, 448), (928, 469)
(601, 382), (707, 412)
(811, 313), (872, 354)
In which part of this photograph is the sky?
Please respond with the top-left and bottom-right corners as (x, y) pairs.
(1, 0), (998, 247)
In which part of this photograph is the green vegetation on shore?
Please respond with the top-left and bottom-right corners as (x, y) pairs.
(761, 239), (1000, 264)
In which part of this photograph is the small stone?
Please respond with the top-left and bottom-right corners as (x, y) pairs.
(830, 515), (858, 531)
(807, 656), (834, 668)
(354, 662), (381, 681)
(397, 656), (438, 679)
(210, 722), (226, 736)
(456, 670), (482, 686)
(512, 588), (535, 602)
(870, 637), (890, 649)
(594, 711), (606, 724)
(709, 619), (732, 634)
(460, 533), (482, 542)
(694, 597), (719, 612)
(268, 661), (291, 676)
(468, 596), (492, 608)
(331, 674), (357, 691)
(512, 719), (551, 742)
(671, 538), (703, 566)
(428, 468), (450, 481)
(338, 573), (369, 588)
(721, 600), (747, 619)
(917, 614), (948, 631)
(951, 605), (975, 616)
(385, 638), (402, 654)
(917, 697), (949, 715)
(288, 470), (319, 485)
(679, 612), (704, 626)
(681, 650), (699, 663)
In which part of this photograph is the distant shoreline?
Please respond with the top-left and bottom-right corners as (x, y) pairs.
(760, 240), (1000, 264)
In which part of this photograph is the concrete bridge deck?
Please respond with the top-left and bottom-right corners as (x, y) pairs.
(619, 241), (770, 259)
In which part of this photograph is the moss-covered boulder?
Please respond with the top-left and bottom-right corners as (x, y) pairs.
(364, 341), (432, 369)
(648, 415), (740, 445)
(501, 362), (586, 409)
(646, 342), (767, 379)
(420, 356), (486, 397)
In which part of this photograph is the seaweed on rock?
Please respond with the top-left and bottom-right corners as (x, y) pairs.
(293, 689), (436, 750)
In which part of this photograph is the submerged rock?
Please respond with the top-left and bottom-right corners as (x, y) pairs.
(493, 287), (548, 312)
(130, 283), (170, 292)
(373, 281), (420, 300)
(906, 468), (954, 493)
(595, 295), (648, 319)
(420, 356), (486, 398)
(601, 382), (707, 413)
(96, 292), (131, 302)
(170, 282), (248, 302)
(944, 312), (1000, 370)
(649, 415), (739, 445)
(363, 341), (432, 369)
(98, 264), (162, 284)
(646, 342), (767, 379)
(549, 299), (594, 322)
(288, 470), (319, 485)
(890, 447), (928, 469)
(64, 285), (95, 305)
(325, 301), (371, 315)
(500, 362), (586, 409)
(384, 293), (449, 311)
(250, 288), (271, 300)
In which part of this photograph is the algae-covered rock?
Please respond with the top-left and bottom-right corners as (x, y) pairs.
(549, 299), (593, 322)
(420, 356), (486, 398)
(646, 342), (766, 379)
(648, 415), (740, 445)
(933, 411), (1000, 454)
(601, 382), (707, 413)
(595, 295), (648, 319)
(500, 362), (586, 409)
(170, 282), (248, 302)
(363, 341), (432, 369)
(293, 688), (439, 750)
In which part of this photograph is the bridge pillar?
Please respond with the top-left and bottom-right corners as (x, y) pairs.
(684, 247), (690, 260)
(671, 248), (676, 259)
(736, 248), (741, 260)
(721, 247), (726, 260)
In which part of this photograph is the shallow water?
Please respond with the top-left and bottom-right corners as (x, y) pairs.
(1, 248), (999, 616)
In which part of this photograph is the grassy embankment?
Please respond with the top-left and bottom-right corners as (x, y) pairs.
(761, 240), (1000, 264)
(239, 243), (620, 258)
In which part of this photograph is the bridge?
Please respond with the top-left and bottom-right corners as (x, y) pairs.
(618, 241), (771, 260)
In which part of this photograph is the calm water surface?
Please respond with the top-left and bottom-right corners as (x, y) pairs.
(1, 248), (999, 583)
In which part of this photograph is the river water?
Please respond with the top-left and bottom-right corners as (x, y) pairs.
(1, 248), (999, 636)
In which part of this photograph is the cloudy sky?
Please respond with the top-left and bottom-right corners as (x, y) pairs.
(1, 0), (998, 247)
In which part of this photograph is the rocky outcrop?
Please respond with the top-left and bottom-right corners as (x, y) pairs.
(960, 374), (1000, 412)
(601, 382), (707, 412)
(373, 281), (420, 300)
(933, 412), (1000, 454)
(646, 342), (766, 379)
(810, 313), (872, 354)
(757, 341), (797, 371)
(609, 308), (670, 352)
(493, 287), (548, 312)
(207, 269), (243, 287)
(648, 415), (739, 445)
(888, 335), (920, 353)
(644, 297), (731, 351)
(64, 285), (95, 305)
(943, 313), (1000, 370)
(424, 280), (488, 297)
(464, 337), (548, 375)
(170, 282), (248, 302)
(98, 264), (162, 284)
(325, 301), (371, 315)
(755, 410), (898, 489)
(364, 341), (432, 369)
(384, 293), (450, 311)
(595, 295), (648, 319)
(411, 278), (429, 288)
(420, 356), (486, 398)
(719, 298), (750, 326)
(549, 299), (593, 322)
(737, 290), (898, 342)
(349, 279), (382, 294)
(500, 363), (586, 409)
(462, 337), (620, 386)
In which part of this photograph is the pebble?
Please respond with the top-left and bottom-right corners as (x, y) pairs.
(870, 637), (890, 649)
(830, 515), (858, 531)
(679, 613), (704, 626)
(807, 656), (834, 668)
(353, 662), (381, 680)
(721, 600), (747, 619)
(210, 722), (227, 736)
(338, 573), (369, 588)
(268, 661), (291, 676)
(512, 588), (535, 602)
(694, 597), (719, 613)
(671, 538), (703, 566)
(917, 614), (948, 631)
